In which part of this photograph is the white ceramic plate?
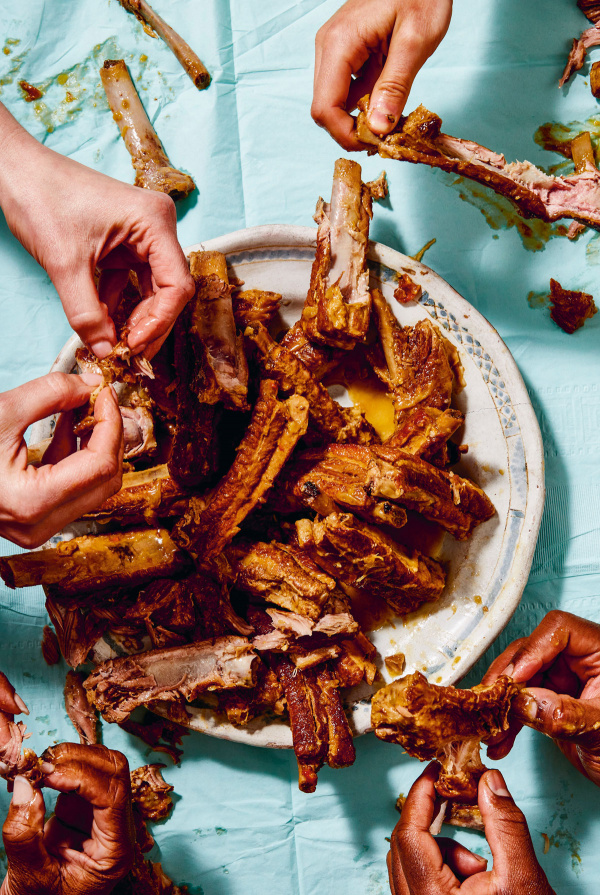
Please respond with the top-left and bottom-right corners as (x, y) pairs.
(32, 225), (544, 748)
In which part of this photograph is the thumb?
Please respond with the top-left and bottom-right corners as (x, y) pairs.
(3, 776), (50, 885)
(55, 269), (116, 359)
(479, 770), (554, 893)
(367, 24), (430, 135)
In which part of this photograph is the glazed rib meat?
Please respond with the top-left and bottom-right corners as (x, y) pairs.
(279, 321), (344, 378)
(64, 671), (99, 745)
(225, 539), (348, 620)
(84, 636), (258, 723)
(173, 380), (309, 560)
(245, 322), (375, 444)
(371, 672), (519, 802)
(101, 59), (195, 199)
(187, 251), (249, 410)
(131, 764), (173, 822)
(270, 445), (408, 529)
(384, 406), (464, 466)
(82, 465), (189, 525)
(232, 289), (282, 328)
(0, 529), (189, 596)
(272, 443), (494, 539)
(356, 97), (600, 230)
(301, 159), (373, 348)
(117, 0), (210, 89)
(297, 513), (446, 615)
(549, 277), (598, 333)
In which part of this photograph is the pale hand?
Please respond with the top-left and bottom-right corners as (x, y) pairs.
(312, 0), (452, 150)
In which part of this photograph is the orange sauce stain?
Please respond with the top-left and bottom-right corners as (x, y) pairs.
(326, 351), (396, 441)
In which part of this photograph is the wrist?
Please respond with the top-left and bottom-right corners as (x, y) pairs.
(0, 104), (46, 209)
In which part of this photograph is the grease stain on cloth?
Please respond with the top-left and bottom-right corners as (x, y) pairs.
(540, 796), (582, 876)
(442, 175), (568, 252)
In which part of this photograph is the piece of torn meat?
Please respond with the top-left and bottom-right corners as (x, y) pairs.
(549, 277), (598, 333)
(46, 596), (107, 669)
(296, 513), (446, 615)
(64, 671), (99, 745)
(232, 289), (282, 328)
(100, 59), (195, 199)
(131, 764), (173, 822)
(301, 159), (373, 348)
(393, 273), (422, 304)
(371, 672), (519, 803)
(84, 636), (258, 723)
(560, 24), (600, 87)
(81, 465), (190, 526)
(41, 625), (60, 665)
(117, 0), (210, 89)
(279, 321), (344, 379)
(173, 380), (308, 560)
(355, 96), (600, 231)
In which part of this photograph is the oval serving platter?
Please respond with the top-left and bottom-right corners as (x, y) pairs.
(32, 224), (545, 749)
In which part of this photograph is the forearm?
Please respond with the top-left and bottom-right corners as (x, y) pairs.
(0, 102), (45, 207)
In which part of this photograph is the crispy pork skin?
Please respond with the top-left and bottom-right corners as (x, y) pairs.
(302, 160), (372, 348)
(64, 670), (99, 745)
(101, 59), (195, 199)
(297, 513), (445, 615)
(0, 529), (189, 595)
(549, 278), (598, 333)
(245, 322), (375, 444)
(117, 0), (210, 89)
(84, 637), (258, 723)
(372, 672), (519, 802)
(173, 380), (308, 560)
(356, 97), (600, 230)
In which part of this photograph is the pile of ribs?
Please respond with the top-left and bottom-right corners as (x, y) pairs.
(0, 159), (495, 794)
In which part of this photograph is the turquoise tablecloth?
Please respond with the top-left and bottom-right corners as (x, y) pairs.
(1, 1), (599, 891)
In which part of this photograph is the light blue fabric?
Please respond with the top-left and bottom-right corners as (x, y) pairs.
(0, 0), (599, 891)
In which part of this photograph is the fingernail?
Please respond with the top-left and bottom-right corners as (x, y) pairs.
(514, 691), (538, 722)
(12, 775), (35, 806)
(90, 340), (114, 359)
(367, 107), (398, 135)
(473, 853), (488, 866)
(502, 663), (515, 677)
(41, 762), (55, 775)
(13, 693), (28, 716)
(80, 373), (103, 387)
(485, 770), (511, 798)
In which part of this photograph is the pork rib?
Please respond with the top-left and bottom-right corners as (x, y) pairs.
(297, 513), (446, 615)
(356, 97), (600, 230)
(245, 322), (375, 444)
(100, 59), (195, 199)
(81, 465), (189, 525)
(173, 380), (309, 560)
(117, 0), (210, 89)
(64, 671), (99, 745)
(0, 529), (189, 596)
(84, 637), (258, 723)
(371, 672), (519, 803)
(301, 159), (372, 348)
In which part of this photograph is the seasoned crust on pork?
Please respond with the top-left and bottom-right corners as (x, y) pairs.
(372, 672), (519, 801)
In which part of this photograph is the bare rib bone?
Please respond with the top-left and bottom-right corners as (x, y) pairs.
(100, 59), (195, 199)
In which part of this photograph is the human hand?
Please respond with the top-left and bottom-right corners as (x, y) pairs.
(388, 763), (555, 894)
(0, 105), (194, 360)
(483, 610), (600, 786)
(0, 372), (123, 549)
(1, 743), (134, 895)
(312, 0), (452, 151)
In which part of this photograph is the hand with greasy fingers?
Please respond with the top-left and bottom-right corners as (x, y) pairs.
(0, 102), (194, 361)
(0, 373), (123, 549)
(312, 0), (452, 150)
(0, 744), (134, 895)
(387, 763), (555, 894)
(482, 610), (600, 785)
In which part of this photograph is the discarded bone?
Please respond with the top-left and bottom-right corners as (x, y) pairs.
(117, 0), (210, 89)
(100, 59), (195, 199)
